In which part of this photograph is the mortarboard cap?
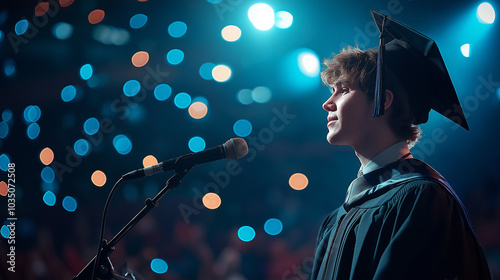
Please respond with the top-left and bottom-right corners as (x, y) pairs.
(370, 10), (469, 130)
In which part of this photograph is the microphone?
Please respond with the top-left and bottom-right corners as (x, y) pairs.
(122, 138), (248, 180)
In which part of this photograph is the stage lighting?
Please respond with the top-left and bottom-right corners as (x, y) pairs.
(248, 3), (275, 31)
(298, 50), (320, 77)
(477, 2), (495, 24)
(461, 44), (470, 57)
(275, 11), (293, 29)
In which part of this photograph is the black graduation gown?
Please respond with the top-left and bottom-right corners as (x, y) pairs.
(311, 158), (491, 280)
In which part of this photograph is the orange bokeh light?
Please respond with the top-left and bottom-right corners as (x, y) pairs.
(40, 147), (54, 165)
(88, 9), (105, 24)
(35, 2), (49, 17)
(132, 51), (149, 67)
(91, 170), (107, 187)
(288, 173), (309, 190)
(203, 193), (221, 210)
(60, 0), (74, 7)
(188, 102), (208, 119)
(142, 155), (158, 168)
(0, 181), (7, 196)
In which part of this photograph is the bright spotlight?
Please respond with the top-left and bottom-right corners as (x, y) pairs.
(275, 11), (293, 29)
(298, 51), (320, 77)
(248, 3), (275, 31)
(477, 2), (495, 24)
(460, 44), (470, 57)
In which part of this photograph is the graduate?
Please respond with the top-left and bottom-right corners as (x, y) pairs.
(311, 11), (492, 279)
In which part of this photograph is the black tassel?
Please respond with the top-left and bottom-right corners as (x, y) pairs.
(373, 16), (387, 117)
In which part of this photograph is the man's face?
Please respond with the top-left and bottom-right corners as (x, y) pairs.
(322, 77), (374, 147)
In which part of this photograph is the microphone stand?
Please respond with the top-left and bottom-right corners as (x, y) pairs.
(73, 158), (194, 280)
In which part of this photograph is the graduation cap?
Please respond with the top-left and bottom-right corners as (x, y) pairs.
(370, 10), (469, 130)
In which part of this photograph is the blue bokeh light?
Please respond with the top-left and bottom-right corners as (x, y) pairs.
(233, 119), (252, 137)
(174, 92), (191, 109)
(237, 89), (253, 105)
(199, 63), (215, 80)
(62, 196), (77, 212)
(0, 121), (9, 139)
(154, 84), (172, 101)
(61, 85), (77, 102)
(41, 166), (55, 184)
(113, 134), (133, 155)
(130, 14), (148, 29)
(15, 19), (29, 35)
(238, 226), (256, 242)
(74, 139), (90, 156)
(150, 258), (168, 274)
(264, 218), (283, 235)
(24, 105), (41, 122)
(206, 0), (223, 3)
(43, 191), (56, 206)
(41, 180), (60, 194)
(166, 49), (184, 65)
(477, 2), (496, 24)
(84, 118), (100, 135)
(1, 225), (10, 239)
(248, 3), (275, 31)
(27, 123), (40, 139)
(168, 21), (187, 38)
(80, 64), (93, 80)
(188, 136), (206, 152)
(2, 109), (13, 122)
(4, 59), (16, 77)
(252, 86), (272, 103)
(52, 22), (74, 40)
(0, 154), (10, 171)
(123, 80), (141, 97)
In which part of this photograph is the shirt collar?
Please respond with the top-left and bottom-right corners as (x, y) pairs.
(361, 141), (412, 175)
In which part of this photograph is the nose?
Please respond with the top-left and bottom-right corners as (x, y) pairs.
(322, 95), (336, 112)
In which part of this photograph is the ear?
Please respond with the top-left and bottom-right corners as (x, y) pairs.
(384, 90), (394, 110)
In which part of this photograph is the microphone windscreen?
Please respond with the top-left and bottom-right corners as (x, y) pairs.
(224, 138), (248, 159)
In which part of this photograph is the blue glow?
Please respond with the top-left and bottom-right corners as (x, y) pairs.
(123, 80), (141, 97)
(84, 118), (100, 135)
(248, 3), (275, 31)
(1, 225), (10, 239)
(15, 19), (29, 35)
(252, 86), (272, 103)
(27, 123), (40, 139)
(238, 226), (255, 242)
(168, 21), (187, 38)
(461, 44), (470, 57)
(233, 119), (252, 137)
(497, 87), (500, 100)
(280, 48), (321, 94)
(188, 136), (206, 152)
(41, 166), (55, 184)
(123, 184), (139, 203)
(61, 85), (77, 102)
(154, 84), (172, 101)
(298, 50), (320, 77)
(206, 0), (222, 3)
(128, 105), (146, 124)
(80, 64), (93, 80)
(264, 218), (283, 235)
(62, 196), (77, 212)
(174, 92), (191, 109)
(4, 59), (16, 77)
(41, 180), (60, 194)
(150, 258), (168, 274)
(43, 191), (56, 206)
(113, 134), (133, 155)
(0, 121), (8, 139)
(130, 14), (148, 29)
(199, 63), (215, 80)
(0, 30), (3, 43)
(0, 154), (10, 171)
(52, 22), (74, 40)
(2, 109), (13, 122)
(24, 105), (41, 122)
(237, 89), (253, 105)
(74, 139), (90, 156)
(166, 49), (184, 65)
(477, 2), (495, 24)
(275, 11), (293, 29)
(192, 96), (208, 105)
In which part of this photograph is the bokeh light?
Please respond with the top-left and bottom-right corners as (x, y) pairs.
(248, 3), (275, 31)
(24, 105), (41, 123)
(174, 92), (191, 109)
(43, 191), (56, 206)
(275, 11), (293, 29)
(288, 173), (308, 190)
(233, 119), (252, 137)
(91, 170), (107, 187)
(221, 25), (241, 42)
(264, 218), (283, 235)
(84, 117), (100, 135)
(461, 44), (470, 57)
(35, 2), (50, 17)
(188, 102), (208, 119)
(41, 166), (55, 184)
(0, 181), (7, 196)
(199, 63), (215, 80)
(238, 226), (256, 242)
(188, 136), (206, 152)
(40, 147), (54, 165)
(15, 20), (29, 35)
(60, 0), (75, 7)
(0, 154), (10, 171)
(61, 85), (77, 102)
(52, 22), (74, 40)
(154, 84), (172, 101)
(237, 89), (253, 105)
(142, 155), (158, 167)
(212, 64), (231, 82)
(150, 258), (168, 274)
(113, 134), (133, 155)
(62, 196), (77, 212)
(0, 121), (9, 139)
(477, 2), (495, 24)
(298, 50), (320, 77)
(168, 21), (187, 38)
(203, 192), (222, 209)
(130, 14), (148, 29)
(252, 86), (272, 103)
(74, 139), (90, 156)
(89, 9), (105, 24)
(80, 64), (93, 80)
(132, 51), (149, 67)
(166, 49), (184, 65)
(1, 225), (9, 238)
(92, 25), (130, 45)
(27, 123), (40, 140)
(123, 80), (141, 97)
(2, 109), (13, 122)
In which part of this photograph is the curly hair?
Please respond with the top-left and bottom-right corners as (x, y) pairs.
(321, 46), (421, 148)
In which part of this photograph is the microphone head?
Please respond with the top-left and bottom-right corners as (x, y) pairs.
(224, 138), (249, 159)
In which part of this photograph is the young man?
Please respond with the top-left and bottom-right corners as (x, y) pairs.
(311, 11), (492, 279)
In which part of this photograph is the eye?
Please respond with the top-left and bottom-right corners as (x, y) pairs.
(341, 87), (350, 94)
